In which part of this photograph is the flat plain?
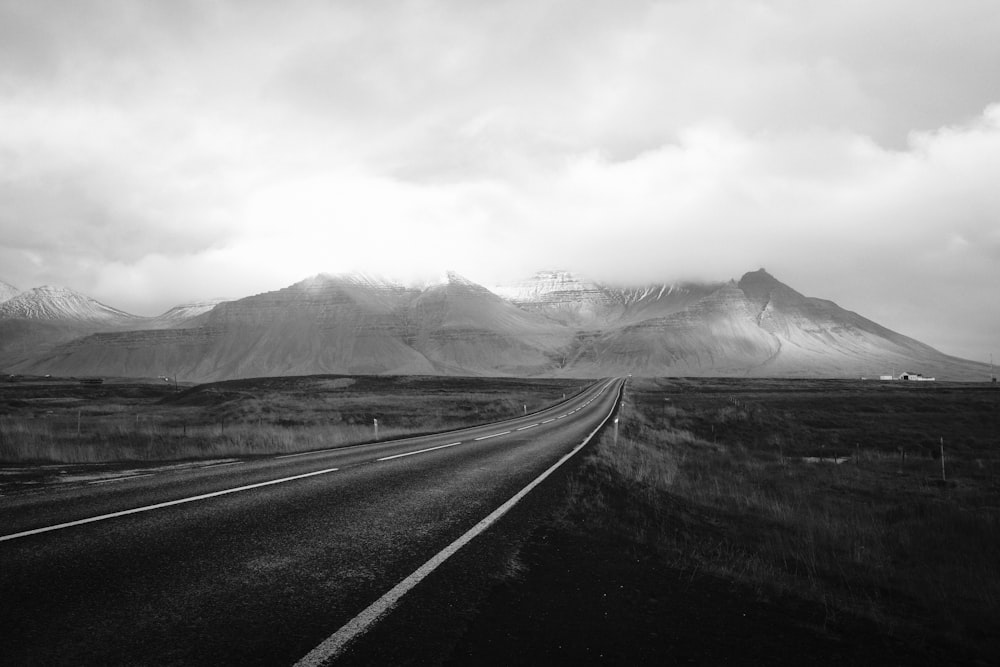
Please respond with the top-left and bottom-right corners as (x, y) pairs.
(3, 374), (997, 664)
(450, 378), (1000, 665)
(0, 374), (589, 491)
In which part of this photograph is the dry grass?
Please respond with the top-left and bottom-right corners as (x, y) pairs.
(564, 378), (1000, 661)
(0, 374), (588, 463)
(0, 417), (429, 463)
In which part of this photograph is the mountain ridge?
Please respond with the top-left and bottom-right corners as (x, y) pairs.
(1, 269), (989, 382)
(0, 280), (18, 304)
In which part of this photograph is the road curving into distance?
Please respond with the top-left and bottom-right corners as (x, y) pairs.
(0, 376), (625, 665)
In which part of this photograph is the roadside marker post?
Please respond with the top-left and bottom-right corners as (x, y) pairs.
(374, 418), (379, 442)
(294, 378), (624, 667)
(940, 437), (946, 482)
(613, 417), (619, 446)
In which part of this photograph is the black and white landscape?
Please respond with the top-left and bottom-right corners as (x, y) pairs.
(0, 268), (988, 381)
(3, 3), (999, 666)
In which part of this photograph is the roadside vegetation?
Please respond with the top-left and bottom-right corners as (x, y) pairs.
(0, 374), (588, 464)
(562, 378), (1000, 662)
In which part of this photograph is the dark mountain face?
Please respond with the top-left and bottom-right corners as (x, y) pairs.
(3, 269), (989, 381)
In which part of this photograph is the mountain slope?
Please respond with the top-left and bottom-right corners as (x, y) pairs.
(494, 270), (723, 328)
(6, 269), (990, 381)
(0, 281), (18, 304)
(0, 286), (144, 369)
(492, 270), (620, 327)
(8, 273), (571, 381)
(407, 272), (572, 374)
(563, 270), (986, 379)
(564, 281), (781, 375)
(138, 298), (231, 329)
(0, 286), (138, 324)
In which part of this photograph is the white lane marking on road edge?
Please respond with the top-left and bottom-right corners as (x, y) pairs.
(200, 461), (242, 468)
(0, 467), (341, 543)
(377, 442), (462, 462)
(515, 423), (539, 431)
(473, 431), (511, 441)
(294, 378), (625, 667)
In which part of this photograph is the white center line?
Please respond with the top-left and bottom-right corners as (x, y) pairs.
(200, 461), (241, 468)
(0, 467), (341, 543)
(473, 431), (510, 441)
(377, 442), (462, 462)
(541, 418), (555, 424)
(88, 473), (154, 485)
(515, 423), (539, 431)
(556, 414), (568, 419)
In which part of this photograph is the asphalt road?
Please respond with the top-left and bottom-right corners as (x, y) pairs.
(0, 377), (624, 666)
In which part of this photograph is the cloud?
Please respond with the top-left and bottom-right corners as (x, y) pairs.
(1, 0), (998, 359)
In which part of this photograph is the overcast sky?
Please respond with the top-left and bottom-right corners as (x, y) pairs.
(1, 0), (997, 361)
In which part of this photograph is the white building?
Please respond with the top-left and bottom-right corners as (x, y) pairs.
(898, 371), (935, 381)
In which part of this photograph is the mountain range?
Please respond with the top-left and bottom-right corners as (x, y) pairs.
(0, 270), (989, 382)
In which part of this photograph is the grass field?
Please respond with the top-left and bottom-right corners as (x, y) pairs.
(0, 374), (589, 464)
(561, 378), (1000, 661)
(6, 373), (998, 659)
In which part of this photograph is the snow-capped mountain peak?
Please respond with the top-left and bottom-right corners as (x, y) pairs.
(0, 285), (137, 323)
(0, 280), (19, 304)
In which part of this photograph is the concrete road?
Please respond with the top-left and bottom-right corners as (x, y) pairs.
(0, 377), (623, 665)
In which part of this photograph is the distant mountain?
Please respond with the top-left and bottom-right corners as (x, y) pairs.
(407, 271), (572, 374)
(564, 270), (986, 379)
(0, 286), (142, 367)
(0, 281), (18, 304)
(0, 286), (137, 324)
(138, 298), (231, 330)
(4, 269), (990, 381)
